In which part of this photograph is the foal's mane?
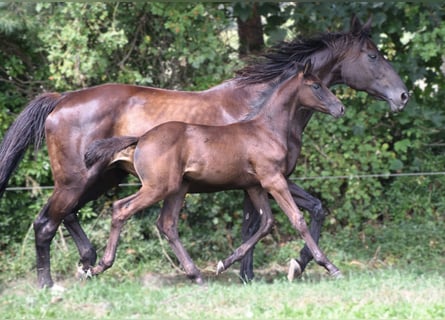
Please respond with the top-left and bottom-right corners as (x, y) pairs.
(235, 30), (369, 86)
(243, 62), (304, 121)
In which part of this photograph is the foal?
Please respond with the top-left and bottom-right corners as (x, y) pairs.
(85, 61), (345, 281)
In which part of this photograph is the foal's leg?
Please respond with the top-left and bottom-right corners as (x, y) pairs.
(156, 183), (204, 284)
(217, 187), (274, 275)
(239, 180), (327, 281)
(91, 186), (165, 275)
(264, 174), (340, 277)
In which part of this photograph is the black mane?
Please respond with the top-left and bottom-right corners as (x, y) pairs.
(235, 31), (365, 85)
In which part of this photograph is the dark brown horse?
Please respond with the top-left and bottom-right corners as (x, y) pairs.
(83, 61), (346, 281)
(0, 16), (408, 288)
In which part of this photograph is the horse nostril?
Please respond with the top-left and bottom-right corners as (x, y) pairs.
(401, 92), (409, 103)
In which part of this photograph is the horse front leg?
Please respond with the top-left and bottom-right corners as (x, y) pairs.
(238, 180), (327, 281)
(287, 181), (328, 280)
(217, 186), (274, 276)
(265, 174), (340, 278)
(156, 183), (204, 284)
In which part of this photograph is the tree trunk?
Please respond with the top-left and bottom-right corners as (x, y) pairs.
(237, 3), (265, 56)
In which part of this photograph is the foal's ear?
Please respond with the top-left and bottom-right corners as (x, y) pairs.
(350, 14), (372, 36)
(303, 60), (312, 76)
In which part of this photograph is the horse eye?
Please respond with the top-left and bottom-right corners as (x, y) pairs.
(312, 83), (321, 90)
(368, 53), (377, 60)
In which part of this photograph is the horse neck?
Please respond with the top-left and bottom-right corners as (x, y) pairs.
(308, 46), (345, 87)
(254, 78), (304, 142)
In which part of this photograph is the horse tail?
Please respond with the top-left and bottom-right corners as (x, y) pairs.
(0, 92), (64, 197)
(84, 136), (139, 170)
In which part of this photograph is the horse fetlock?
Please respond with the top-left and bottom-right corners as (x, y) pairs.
(79, 248), (97, 268)
(91, 260), (111, 275)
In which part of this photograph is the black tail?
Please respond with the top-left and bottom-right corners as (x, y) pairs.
(0, 93), (64, 197)
(84, 136), (139, 170)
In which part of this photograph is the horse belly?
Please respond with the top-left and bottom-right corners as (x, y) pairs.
(184, 155), (256, 190)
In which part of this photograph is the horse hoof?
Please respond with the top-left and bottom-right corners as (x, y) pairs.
(330, 269), (343, 279)
(287, 259), (302, 282)
(216, 261), (225, 275)
(76, 265), (94, 280)
(195, 276), (204, 285)
(50, 283), (66, 295)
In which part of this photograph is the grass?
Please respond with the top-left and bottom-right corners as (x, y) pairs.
(1, 268), (444, 319)
(0, 219), (444, 319)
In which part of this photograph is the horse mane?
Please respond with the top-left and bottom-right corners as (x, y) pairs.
(235, 30), (368, 86)
(243, 62), (305, 121)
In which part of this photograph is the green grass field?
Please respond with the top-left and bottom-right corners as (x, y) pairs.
(1, 268), (444, 319)
(1, 219), (444, 319)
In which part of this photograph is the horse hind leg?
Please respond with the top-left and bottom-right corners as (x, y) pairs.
(156, 183), (204, 284)
(217, 186), (274, 276)
(91, 185), (167, 276)
(33, 188), (84, 288)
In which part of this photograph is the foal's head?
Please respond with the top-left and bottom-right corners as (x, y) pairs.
(294, 61), (345, 118)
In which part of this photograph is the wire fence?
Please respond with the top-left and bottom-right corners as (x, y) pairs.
(4, 171), (445, 192)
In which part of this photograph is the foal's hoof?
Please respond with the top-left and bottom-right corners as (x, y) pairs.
(50, 283), (66, 295)
(194, 276), (204, 286)
(330, 269), (343, 279)
(216, 261), (225, 275)
(287, 259), (302, 282)
(76, 265), (93, 280)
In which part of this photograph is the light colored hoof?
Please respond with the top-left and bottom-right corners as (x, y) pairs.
(50, 283), (66, 295)
(195, 277), (204, 285)
(331, 270), (343, 279)
(216, 261), (225, 275)
(287, 259), (302, 282)
(76, 265), (93, 280)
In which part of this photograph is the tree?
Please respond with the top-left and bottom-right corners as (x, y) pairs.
(234, 2), (264, 56)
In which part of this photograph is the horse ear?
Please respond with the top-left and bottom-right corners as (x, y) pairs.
(350, 14), (362, 35)
(362, 16), (373, 35)
(303, 60), (312, 76)
(350, 14), (372, 36)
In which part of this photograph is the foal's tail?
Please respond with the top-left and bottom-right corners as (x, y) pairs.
(84, 136), (139, 170)
(0, 92), (64, 197)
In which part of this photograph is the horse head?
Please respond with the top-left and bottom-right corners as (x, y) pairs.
(340, 15), (409, 112)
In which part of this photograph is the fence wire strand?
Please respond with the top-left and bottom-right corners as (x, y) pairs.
(4, 171), (445, 192)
